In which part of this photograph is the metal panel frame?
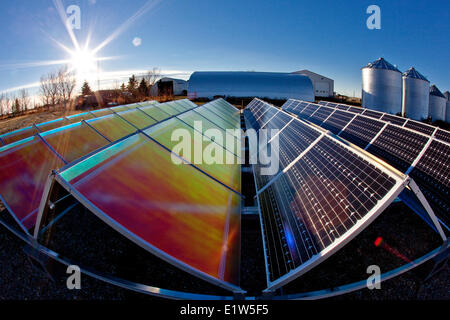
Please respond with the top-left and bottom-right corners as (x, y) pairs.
(34, 171), (245, 294)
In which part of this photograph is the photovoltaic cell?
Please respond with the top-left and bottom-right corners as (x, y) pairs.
(339, 115), (385, 149)
(434, 129), (450, 144)
(410, 140), (450, 228)
(258, 135), (398, 282)
(367, 125), (429, 172)
(89, 108), (114, 118)
(59, 133), (241, 285)
(380, 114), (407, 126)
(321, 110), (354, 135)
(361, 109), (383, 119)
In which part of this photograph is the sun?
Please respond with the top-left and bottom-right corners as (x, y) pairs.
(69, 48), (98, 82)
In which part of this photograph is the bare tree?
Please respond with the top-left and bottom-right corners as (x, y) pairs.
(57, 66), (76, 109)
(19, 89), (31, 112)
(144, 67), (161, 88)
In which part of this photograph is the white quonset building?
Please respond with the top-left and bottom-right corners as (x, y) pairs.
(429, 85), (446, 122)
(402, 67), (430, 121)
(362, 58), (402, 115)
(292, 70), (334, 97)
(188, 71), (314, 101)
(150, 77), (188, 96)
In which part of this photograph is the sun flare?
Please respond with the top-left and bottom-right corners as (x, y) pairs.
(69, 49), (98, 82)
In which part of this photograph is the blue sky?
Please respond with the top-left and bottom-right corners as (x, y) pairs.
(0, 0), (448, 99)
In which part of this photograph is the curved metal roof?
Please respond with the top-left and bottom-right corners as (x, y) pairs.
(403, 67), (429, 82)
(430, 85), (445, 98)
(363, 57), (401, 72)
(188, 71), (314, 101)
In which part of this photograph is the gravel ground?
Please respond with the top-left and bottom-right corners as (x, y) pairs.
(0, 203), (448, 300)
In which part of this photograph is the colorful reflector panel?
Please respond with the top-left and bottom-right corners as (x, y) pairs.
(66, 112), (95, 123)
(41, 122), (109, 163)
(37, 118), (71, 133)
(0, 136), (65, 230)
(86, 114), (136, 141)
(0, 126), (39, 145)
(116, 109), (157, 129)
(59, 133), (241, 286)
(139, 105), (171, 122)
(145, 118), (241, 192)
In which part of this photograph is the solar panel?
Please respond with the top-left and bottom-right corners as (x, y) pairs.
(361, 109), (383, 119)
(259, 136), (399, 283)
(434, 129), (450, 144)
(409, 140), (450, 228)
(247, 100), (406, 289)
(284, 99), (450, 232)
(380, 114), (407, 126)
(321, 110), (355, 135)
(367, 124), (429, 172)
(308, 106), (334, 125)
(339, 115), (386, 149)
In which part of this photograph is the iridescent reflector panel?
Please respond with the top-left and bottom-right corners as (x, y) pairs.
(145, 118), (241, 192)
(86, 114), (136, 141)
(41, 122), (109, 163)
(194, 107), (237, 132)
(37, 118), (71, 133)
(66, 112), (95, 123)
(0, 126), (39, 145)
(177, 111), (241, 157)
(59, 133), (241, 286)
(138, 105), (171, 122)
(116, 109), (157, 129)
(158, 103), (182, 116)
(0, 136), (65, 231)
(90, 108), (114, 118)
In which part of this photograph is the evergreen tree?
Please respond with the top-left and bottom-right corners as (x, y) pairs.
(138, 78), (149, 97)
(120, 83), (126, 92)
(127, 75), (138, 93)
(81, 80), (93, 95)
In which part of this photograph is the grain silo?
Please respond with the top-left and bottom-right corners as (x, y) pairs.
(429, 85), (446, 121)
(362, 57), (402, 114)
(402, 67), (430, 121)
(444, 91), (450, 123)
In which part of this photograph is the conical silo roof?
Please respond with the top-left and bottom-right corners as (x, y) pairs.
(363, 57), (401, 72)
(403, 67), (429, 82)
(430, 85), (445, 98)
(444, 91), (450, 100)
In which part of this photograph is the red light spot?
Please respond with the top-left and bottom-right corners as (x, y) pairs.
(374, 237), (383, 247)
